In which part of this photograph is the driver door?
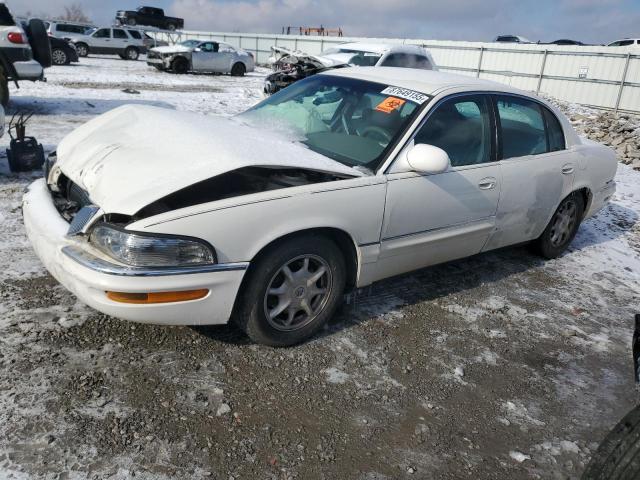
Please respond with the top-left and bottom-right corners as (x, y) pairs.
(374, 94), (501, 281)
(90, 28), (112, 54)
(191, 42), (220, 71)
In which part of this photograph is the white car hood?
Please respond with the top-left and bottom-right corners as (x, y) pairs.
(56, 105), (362, 216)
(150, 45), (191, 54)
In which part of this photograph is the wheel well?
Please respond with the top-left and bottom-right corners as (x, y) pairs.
(250, 228), (359, 292)
(573, 187), (592, 218)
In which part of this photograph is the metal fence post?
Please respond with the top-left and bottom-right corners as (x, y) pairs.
(615, 53), (631, 113)
(476, 47), (484, 78)
(536, 49), (548, 93)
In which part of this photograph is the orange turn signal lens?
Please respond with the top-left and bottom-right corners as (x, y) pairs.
(106, 289), (209, 304)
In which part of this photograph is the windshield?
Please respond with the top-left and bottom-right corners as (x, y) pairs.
(321, 48), (382, 66)
(240, 75), (428, 170)
(181, 39), (201, 48)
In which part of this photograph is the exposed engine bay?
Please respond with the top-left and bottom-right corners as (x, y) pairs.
(264, 46), (347, 95)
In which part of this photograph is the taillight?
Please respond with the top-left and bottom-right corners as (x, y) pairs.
(8, 32), (26, 44)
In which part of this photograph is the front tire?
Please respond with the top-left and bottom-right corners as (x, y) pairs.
(76, 43), (89, 57)
(172, 57), (189, 74)
(124, 47), (139, 61)
(127, 18), (137, 26)
(51, 48), (69, 65)
(233, 235), (347, 347)
(534, 193), (584, 259)
(230, 62), (246, 76)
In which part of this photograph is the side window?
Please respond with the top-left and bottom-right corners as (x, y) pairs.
(128, 30), (142, 39)
(93, 28), (110, 39)
(542, 107), (566, 152)
(381, 54), (408, 67)
(113, 29), (128, 39)
(219, 45), (235, 53)
(496, 96), (547, 158)
(200, 42), (216, 52)
(414, 95), (493, 167)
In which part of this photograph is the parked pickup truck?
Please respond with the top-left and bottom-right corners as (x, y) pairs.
(115, 6), (184, 31)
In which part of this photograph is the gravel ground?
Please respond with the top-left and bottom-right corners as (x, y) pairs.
(0, 56), (639, 480)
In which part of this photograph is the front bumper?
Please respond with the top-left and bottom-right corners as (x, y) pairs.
(23, 178), (248, 325)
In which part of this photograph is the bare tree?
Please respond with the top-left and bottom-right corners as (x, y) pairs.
(60, 3), (90, 23)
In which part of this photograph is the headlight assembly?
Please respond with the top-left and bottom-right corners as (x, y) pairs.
(89, 223), (216, 267)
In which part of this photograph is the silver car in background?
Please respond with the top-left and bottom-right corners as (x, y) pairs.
(147, 39), (255, 76)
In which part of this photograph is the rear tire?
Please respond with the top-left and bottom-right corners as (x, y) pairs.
(534, 193), (584, 259)
(124, 47), (139, 61)
(24, 19), (52, 68)
(231, 62), (246, 77)
(582, 404), (640, 479)
(51, 48), (69, 65)
(167, 23), (176, 31)
(172, 56), (189, 74)
(0, 71), (9, 108)
(233, 235), (346, 347)
(76, 43), (89, 57)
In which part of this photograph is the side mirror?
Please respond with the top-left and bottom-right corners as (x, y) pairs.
(406, 144), (450, 175)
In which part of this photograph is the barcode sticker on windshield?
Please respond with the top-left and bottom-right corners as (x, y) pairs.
(381, 87), (429, 104)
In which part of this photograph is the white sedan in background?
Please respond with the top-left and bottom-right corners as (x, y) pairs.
(23, 68), (617, 346)
(147, 39), (255, 76)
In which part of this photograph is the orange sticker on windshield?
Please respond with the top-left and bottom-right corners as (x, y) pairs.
(375, 96), (406, 114)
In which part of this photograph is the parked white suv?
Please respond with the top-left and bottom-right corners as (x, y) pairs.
(72, 27), (146, 60)
(45, 20), (95, 40)
(0, 3), (49, 106)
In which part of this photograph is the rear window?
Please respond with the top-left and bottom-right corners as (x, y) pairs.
(57, 24), (88, 34)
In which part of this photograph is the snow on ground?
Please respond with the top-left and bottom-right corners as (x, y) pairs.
(0, 56), (639, 479)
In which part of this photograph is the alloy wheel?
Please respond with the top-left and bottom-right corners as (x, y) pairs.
(549, 199), (577, 247)
(263, 255), (333, 332)
(52, 49), (67, 65)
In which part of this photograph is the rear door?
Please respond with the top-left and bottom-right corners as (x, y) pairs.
(112, 28), (130, 52)
(376, 93), (501, 281)
(484, 94), (574, 250)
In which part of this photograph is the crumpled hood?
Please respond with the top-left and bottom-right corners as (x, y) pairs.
(56, 105), (361, 216)
(150, 45), (191, 54)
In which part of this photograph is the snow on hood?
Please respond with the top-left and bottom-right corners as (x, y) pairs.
(56, 105), (362, 216)
(150, 45), (191, 54)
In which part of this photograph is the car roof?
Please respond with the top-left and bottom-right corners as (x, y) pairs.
(322, 67), (521, 96)
(333, 42), (423, 54)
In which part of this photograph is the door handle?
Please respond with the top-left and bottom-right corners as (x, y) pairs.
(562, 164), (574, 175)
(478, 177), (497, 190)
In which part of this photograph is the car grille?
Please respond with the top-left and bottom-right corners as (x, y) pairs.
(147, 51), (160, 60)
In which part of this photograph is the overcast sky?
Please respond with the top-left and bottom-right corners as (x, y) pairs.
(15, 0), (640, 44)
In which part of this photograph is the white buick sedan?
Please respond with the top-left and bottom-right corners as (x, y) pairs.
(23, 68), (617, 346)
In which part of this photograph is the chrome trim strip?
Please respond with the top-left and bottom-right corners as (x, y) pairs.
(61, 246), (249, 277)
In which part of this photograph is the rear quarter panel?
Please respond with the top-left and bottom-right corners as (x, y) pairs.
(572, 138), (618, 217)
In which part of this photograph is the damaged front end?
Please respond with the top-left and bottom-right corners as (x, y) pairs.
(46, 148), (351, 230)
(264, 46), (347, 95)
